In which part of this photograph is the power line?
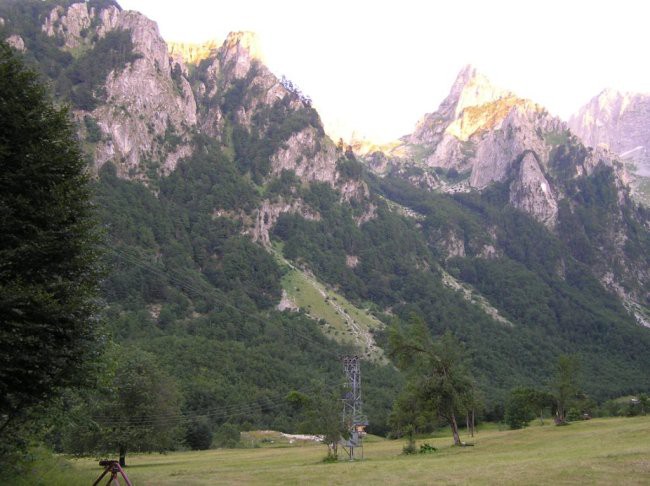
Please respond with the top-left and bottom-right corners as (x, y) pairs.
(70, 376), (345, 430)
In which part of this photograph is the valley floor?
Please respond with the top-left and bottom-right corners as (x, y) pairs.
(14, 416), (650, 485)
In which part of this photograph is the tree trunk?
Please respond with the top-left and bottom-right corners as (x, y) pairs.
(450, 412), (462, 446)
(539, 409), (544, 425)
(470, 409), (475, 437)
(555, 406), (566, 425)
(119, 445), (127, 468)
(328, 441), (338, 460)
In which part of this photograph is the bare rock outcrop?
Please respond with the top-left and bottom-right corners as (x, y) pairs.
(509, 151), (558, 226)
(42, 2), (197, 179)
(5, 34), (25, 51)
(251, 199), (320, 245)
(168, 39), (220, 66)
(402, 66), (564, 191)
(569, 89), (650, 177)
(382, 66), (598, 227)
(569, 89), (650, 206)
(194, 32), (370, 205)
(42, 2), (93, 49)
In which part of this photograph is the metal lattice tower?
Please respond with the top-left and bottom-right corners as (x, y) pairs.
(341, 355), (368, 460)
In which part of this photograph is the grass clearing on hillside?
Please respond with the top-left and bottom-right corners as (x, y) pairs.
(273, 244), (386, 362)
(12, 416), (650, 485)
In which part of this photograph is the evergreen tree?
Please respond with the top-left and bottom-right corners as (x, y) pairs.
(0, 43), (101, 445)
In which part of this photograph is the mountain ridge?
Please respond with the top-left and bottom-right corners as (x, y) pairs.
(569, 88), (650, 206)
(1, 1), (649, 436)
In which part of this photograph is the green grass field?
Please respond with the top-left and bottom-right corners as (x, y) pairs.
(12, 416), (650, 485)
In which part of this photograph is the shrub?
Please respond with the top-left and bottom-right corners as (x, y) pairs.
(185, 418), (213, 450)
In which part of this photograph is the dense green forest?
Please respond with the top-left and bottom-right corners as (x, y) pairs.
(2, 1), (649, 464)
(90, 157), (402, 438)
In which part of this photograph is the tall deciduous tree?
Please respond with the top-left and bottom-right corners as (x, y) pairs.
(552, 354), (580, 424)
(505, 387), (555, 429)
(292, 388), (348, 461)
(0, 43), (101, 440)
(62, 348), (182, 467)
(389, 316), (474, 446)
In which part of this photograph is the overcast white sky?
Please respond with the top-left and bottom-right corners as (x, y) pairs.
(120, 0), (650, 143)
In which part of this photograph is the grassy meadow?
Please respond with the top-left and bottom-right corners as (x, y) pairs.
(12, 416), (650, 485)
(275, 244), (386, 362)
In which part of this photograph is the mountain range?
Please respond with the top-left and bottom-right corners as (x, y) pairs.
(1, 0), (649, 432)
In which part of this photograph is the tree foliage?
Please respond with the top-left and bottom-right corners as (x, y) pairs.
(505, 387), (554, 429)
(0, 43), (101, 443)
(290, 388), (348, 461)
(389, 316), (475, 446)
(61, 347), (182, 466)
(552, 354), (581, 424)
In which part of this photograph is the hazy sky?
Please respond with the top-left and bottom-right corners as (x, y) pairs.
(120, 0), (650, 142)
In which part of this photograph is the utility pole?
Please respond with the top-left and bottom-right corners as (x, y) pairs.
(341, 355), (368, 460)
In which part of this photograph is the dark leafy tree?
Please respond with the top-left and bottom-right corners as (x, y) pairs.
(638, 394), (649, 416)
(505, 388), (535, 429)
(505, 387), (555, 429)
(185, 417), (213, 450)
(292, 388), (348, 461)
(62, 348), (182, 467)
(552, 355), (581, 424)
(213, 423), (240, 448)
(389, 316), (475, 446)
(389, 381), (435, 453)
(0, 43), (101, 443)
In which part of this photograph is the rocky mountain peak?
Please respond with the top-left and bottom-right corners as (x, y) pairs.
(168, 39), (220, 65)
(401, 65), (557, 182)
(408, 65), (522, 146)
(220, 31), (265, 78)
(570, 88), (650, 184)
(442, 64), (514, 119)
(36, 2), (197, 180)
(376, 66), (612, 229)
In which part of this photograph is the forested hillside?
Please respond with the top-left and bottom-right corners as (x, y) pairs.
(1, 0), (648, 453)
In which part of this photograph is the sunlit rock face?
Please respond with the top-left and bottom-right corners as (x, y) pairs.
(366, 66), (646, 320)
(35, 3), (372, 241)
(408, 64), (514, 145)
(381, 65), (631, 228)
(168, 39), (221, 66)
(189, 31), (370, 203)
(41, 2), (197, 180)
(36, 4), (359, 197)
(402, 65), (564, 193)
(570, 89), (650, 177)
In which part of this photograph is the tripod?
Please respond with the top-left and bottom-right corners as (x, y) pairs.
(92, 460), (133, 486)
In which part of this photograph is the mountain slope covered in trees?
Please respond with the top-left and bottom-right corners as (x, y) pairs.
(1, 0), (648, 449)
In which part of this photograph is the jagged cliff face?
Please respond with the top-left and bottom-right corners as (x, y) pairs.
(403, 65), (565, 183)
(8, 2), (362, 203)
(186, 30), (367, 197)
(176, 29), (368, 241)
(40, 2), (197, 180)
(569, 89), (650, 206)
(407, 65), (514, 146)
(365, 66), (648, 320)
(569, 89), (650, 176)
(168, 39), (220, 66)
(0, 1), (369, 253)
(383, 65), (626, 228)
